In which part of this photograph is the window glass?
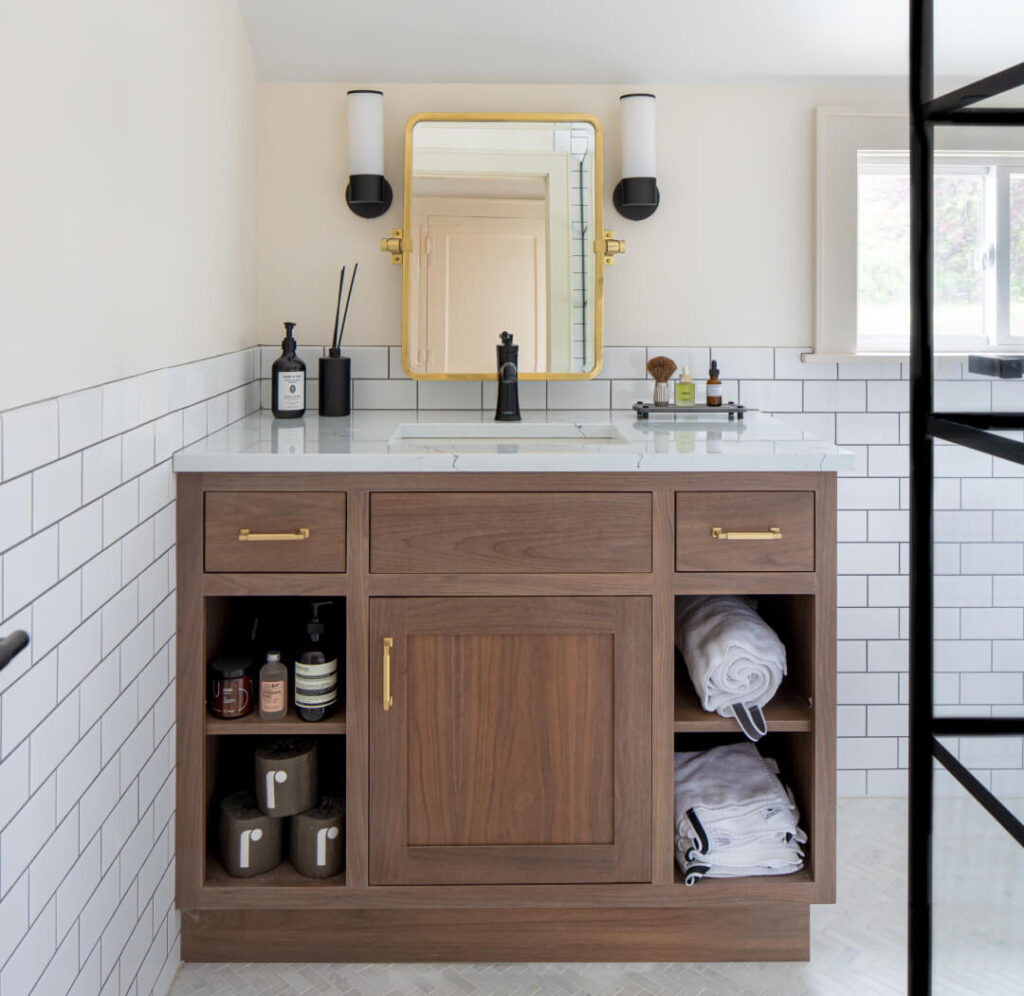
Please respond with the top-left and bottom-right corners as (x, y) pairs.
(1012, 173), (1024, 337)
(857, 170), (910, 342)
(857, 163), (988, 347)
(933, 173), (985, 339)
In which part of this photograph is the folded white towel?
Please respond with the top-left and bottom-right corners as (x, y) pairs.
(674, 743), (806, 885)
(675, 595), (786, 741)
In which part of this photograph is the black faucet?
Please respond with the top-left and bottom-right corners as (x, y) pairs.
(495, 331), (521, 422)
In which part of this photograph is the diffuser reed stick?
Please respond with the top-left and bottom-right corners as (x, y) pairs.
(331, 266), (346, 351)
(338, 262), (358, 347)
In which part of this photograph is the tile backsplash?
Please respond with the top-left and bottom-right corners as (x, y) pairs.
(0, 350), (259, 996)
(257, 341), (1024, 799)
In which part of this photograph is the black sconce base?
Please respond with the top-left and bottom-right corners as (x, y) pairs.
(613, 177), (660, 221)
(345, 174), (393, 219)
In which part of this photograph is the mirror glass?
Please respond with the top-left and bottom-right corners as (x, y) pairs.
(403, 116), (602, 379)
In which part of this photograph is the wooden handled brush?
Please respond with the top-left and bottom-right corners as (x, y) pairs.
(646, 355), (678, 383)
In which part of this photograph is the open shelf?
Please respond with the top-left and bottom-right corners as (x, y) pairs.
(207, 704), (346, 736)
(206, 853), (345, 889)
(671, 862), (814, 898)
(674, 679), (811, 733)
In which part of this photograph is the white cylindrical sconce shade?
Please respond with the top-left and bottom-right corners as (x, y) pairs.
(345, 89), (392, 218)
(347, 89), (384, 175)
(619, 93), (656, 179)
(615, 93), (660, 220)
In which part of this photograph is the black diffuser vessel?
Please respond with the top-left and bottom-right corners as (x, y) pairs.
(319, 350), (351, 417)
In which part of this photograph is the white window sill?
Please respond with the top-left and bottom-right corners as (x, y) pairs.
(804, 350), (1024, 364)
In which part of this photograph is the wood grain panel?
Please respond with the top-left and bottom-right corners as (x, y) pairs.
(182, 904), (809, 962)
(370, 596), (650, 885)
(407, 633), (613, 846)
(177, 469), (836, 943)
(176, 474), (206, 910)
(369, 492), (651, 574)
(675, 491), (814, 572)
(204, 491), (346, 573)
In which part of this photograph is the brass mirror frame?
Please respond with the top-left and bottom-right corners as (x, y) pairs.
(399, 112), (606, 381)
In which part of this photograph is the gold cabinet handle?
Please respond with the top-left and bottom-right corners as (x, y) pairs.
(382, 637), (394, 711)
(711, 527), (782, 541)
(238, 528), (310, 542)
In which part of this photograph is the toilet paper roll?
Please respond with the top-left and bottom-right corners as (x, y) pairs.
(218, 791), (284, 878)
(254, 738), (318, 817)
(290, 797), (345, 879)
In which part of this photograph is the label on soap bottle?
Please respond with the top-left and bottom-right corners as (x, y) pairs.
(276, 371), (305, 411)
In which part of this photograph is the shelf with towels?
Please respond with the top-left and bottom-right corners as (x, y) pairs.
(673, 679), (811, 733)
(671, 863), (814, 895)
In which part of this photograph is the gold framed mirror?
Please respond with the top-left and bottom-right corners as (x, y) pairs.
(394, 113), (607, 380)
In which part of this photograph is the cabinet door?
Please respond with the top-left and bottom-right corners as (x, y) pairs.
(369, 596), (651, 885)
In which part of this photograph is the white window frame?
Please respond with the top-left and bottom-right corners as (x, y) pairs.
(814, 108), (1024, 360)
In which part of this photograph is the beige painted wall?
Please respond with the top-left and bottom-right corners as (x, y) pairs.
(256, 80), (906, 352)
(0, 0), (257, 410)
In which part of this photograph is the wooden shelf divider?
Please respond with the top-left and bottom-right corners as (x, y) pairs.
(205, 853), (346, 890)
(206, 705), (347, 736)
(673, 679), (811, 733)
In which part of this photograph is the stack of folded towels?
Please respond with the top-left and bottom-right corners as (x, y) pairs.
(674, 742), (806, 885)
(675, 595), (787, 741)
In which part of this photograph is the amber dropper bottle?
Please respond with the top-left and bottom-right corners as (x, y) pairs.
(706, 359), (723, 407)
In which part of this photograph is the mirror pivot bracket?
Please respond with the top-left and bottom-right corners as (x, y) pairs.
(601, 231), (626, 265)
(380, 229), (406, 264)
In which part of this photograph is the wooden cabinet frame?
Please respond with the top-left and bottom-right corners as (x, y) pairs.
(176, 471), (836, 962)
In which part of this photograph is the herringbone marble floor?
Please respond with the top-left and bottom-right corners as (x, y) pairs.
(171, 795), (1023, 996)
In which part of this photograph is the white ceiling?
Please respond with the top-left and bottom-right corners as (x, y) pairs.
(238, 0), (1024, 84)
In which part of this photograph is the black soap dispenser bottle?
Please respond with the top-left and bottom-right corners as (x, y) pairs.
(294, 601), (338, 722)
(272, 322), (306, 419)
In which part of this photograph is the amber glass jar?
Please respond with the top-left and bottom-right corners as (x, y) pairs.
(209, 658), (254, 719)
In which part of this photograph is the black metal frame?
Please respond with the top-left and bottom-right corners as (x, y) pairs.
(908, 4), (1024, 992)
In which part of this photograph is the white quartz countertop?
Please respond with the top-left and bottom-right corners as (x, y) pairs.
(172, 410), (855, 473)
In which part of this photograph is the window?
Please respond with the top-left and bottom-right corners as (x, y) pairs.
(857, 153), (1024, 352)
(815, 109), (1024, 357)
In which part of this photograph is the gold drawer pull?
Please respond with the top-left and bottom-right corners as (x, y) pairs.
(383, 638), (394, 711)
(238, 528), (310, 542)
(711, 527), (782, 541)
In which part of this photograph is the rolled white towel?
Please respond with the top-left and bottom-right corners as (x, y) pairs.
(676, 595), (786, 741)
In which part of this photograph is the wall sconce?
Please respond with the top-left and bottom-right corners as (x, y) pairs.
(614, 93), (659, 221)
(345, 89), (392, 219)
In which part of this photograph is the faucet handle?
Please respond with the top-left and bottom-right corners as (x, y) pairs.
(499, 330), (514, 346)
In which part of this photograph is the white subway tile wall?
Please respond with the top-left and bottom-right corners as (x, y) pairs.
(2, 342), (1022, 990)
(257, 343), (1024, 799)
(0, 350), (259, 996)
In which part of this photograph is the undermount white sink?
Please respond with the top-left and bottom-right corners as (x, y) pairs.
(388, 422), (626, 447)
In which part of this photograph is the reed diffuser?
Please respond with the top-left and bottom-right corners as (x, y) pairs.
(646, 355), (677, 406)
(319, 263), (357, 417)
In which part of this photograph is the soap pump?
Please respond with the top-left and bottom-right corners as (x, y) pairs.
(294, 600), (338, 722)
(272, 322), (306, 419)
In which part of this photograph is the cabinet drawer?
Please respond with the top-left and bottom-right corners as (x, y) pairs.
(676, 491), (814, 572)
(204, 492), (346, 573)
(370, 492), (652, 574)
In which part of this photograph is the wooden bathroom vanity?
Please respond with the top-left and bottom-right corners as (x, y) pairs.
(174, 412), (844, 962)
